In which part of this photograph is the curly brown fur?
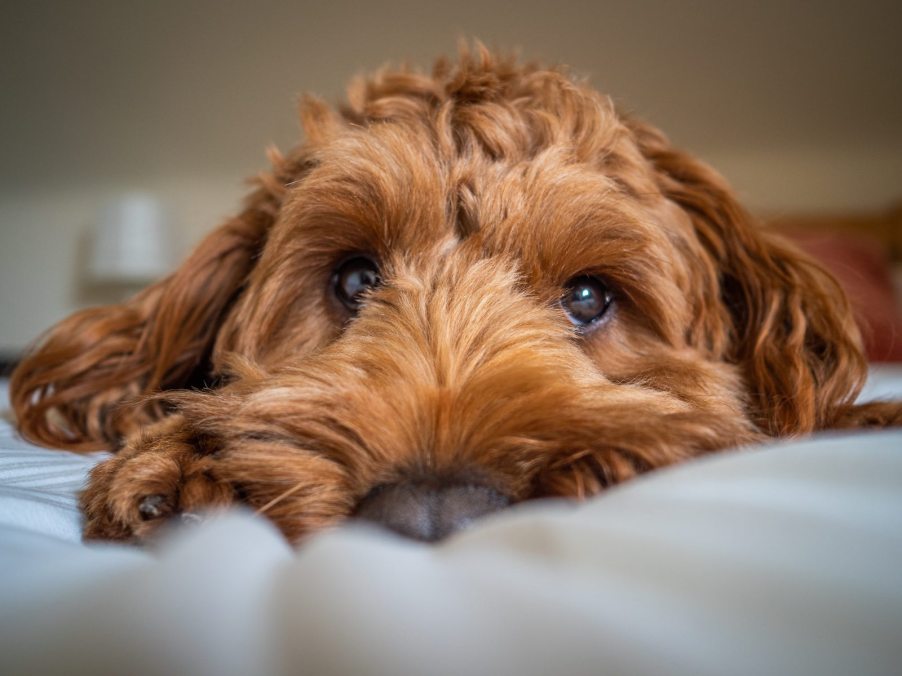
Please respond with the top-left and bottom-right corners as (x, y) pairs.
(11, 46), (901, 543)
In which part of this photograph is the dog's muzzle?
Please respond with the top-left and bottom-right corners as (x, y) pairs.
(353, 480), (510, 542)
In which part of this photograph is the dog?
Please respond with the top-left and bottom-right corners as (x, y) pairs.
(11, 47), (902, 544)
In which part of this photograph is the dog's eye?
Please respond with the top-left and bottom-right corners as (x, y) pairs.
(333, 256), (382, 311)
(562, 275), (614, 327)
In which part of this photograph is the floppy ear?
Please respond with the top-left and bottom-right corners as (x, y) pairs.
(629, 121), (868, 436)
(11, 149), (308, 451)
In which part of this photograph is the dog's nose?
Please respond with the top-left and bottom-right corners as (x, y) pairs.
(353, 481), (510, 542)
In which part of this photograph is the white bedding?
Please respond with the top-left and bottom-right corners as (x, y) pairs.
(1, 371), (901, 676)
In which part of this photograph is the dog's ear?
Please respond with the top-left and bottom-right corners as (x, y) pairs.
(11, 150), (310, 451)
(630, 121), (867, 435)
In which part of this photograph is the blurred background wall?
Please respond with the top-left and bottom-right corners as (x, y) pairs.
(1, 0), (901, 355)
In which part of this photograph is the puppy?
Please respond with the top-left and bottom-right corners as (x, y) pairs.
(11, 47), (902, 543)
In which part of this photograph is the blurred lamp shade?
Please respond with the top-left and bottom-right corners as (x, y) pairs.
(88, 193), (174, 284)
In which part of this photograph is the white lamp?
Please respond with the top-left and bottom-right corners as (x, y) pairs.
(88, 193), (174, 285)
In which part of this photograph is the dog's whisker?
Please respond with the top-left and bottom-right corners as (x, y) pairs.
(254, 481), (310, 516)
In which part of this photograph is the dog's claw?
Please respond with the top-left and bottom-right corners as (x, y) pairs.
(180, 512), (204, 526)
(138, 494), (168, 520)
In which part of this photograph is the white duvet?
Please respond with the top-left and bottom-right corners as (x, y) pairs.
(1, 372), (901, 676)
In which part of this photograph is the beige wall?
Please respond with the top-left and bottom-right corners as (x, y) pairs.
(2, 0), (901, 352)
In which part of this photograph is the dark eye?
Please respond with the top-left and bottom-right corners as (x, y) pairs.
(561, 275), (614, 327)
(333, 256), (382, 311)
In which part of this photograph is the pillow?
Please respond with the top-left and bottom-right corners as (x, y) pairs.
(2, 429), (901, 676)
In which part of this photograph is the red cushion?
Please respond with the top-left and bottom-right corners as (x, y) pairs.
(786, 231), (902, 362)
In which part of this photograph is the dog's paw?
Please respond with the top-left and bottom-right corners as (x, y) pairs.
(80, 416), (234, 543)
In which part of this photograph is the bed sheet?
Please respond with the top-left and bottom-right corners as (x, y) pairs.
(1, 372), (901, 676)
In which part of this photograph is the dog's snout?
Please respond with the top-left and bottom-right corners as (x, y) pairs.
(353, 480), (510, 542)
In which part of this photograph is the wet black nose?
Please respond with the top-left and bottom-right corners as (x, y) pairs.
(354, 481), (510, 542)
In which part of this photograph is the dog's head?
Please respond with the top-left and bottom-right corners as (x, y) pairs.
(13, 49), (867, 541)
